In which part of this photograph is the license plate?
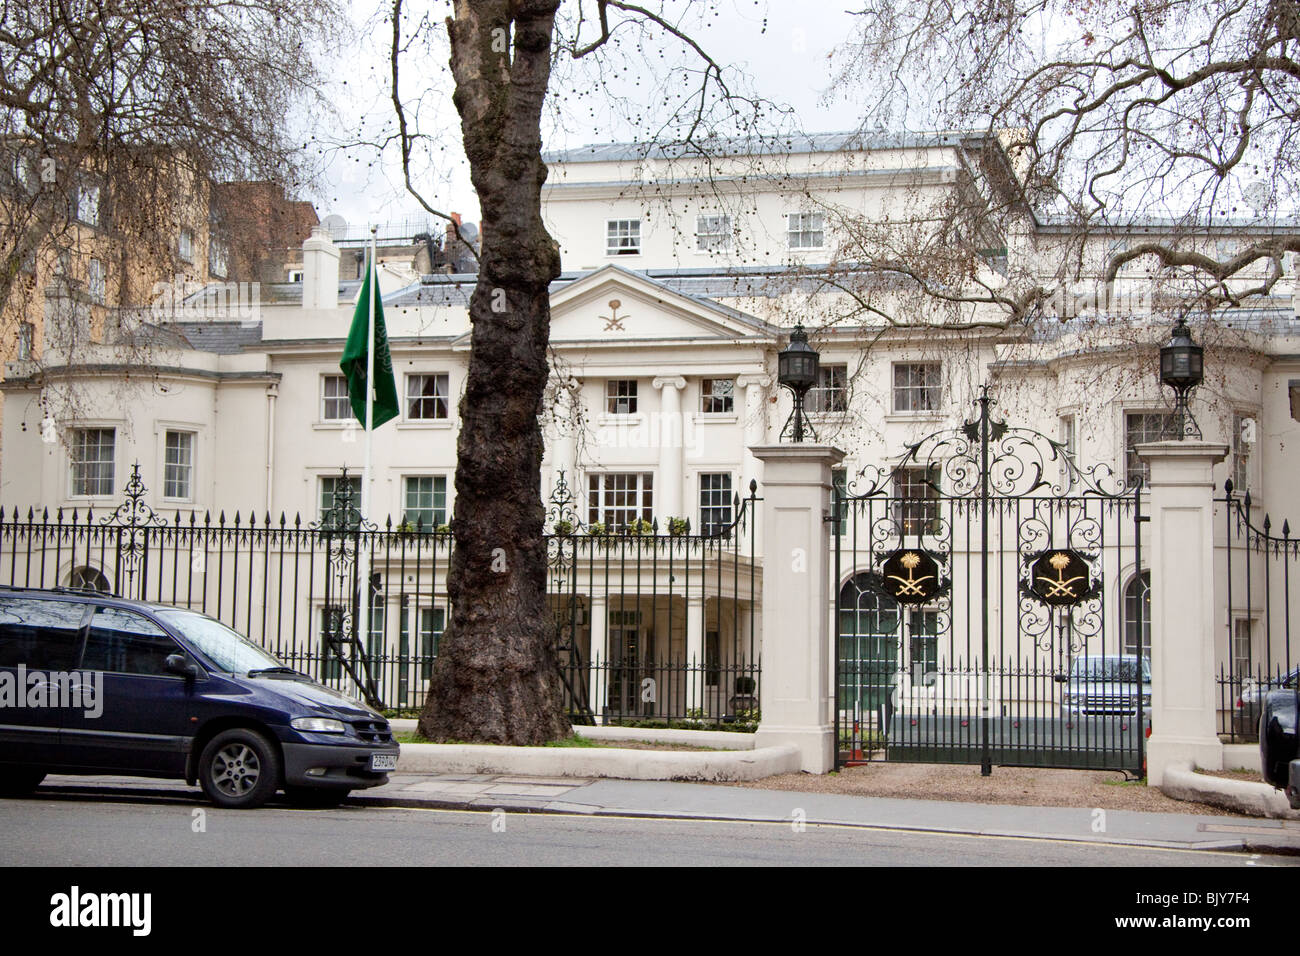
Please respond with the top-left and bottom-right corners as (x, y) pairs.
(370, 753), (398, 771)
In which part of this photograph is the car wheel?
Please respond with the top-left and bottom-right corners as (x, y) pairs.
(0, 768), (45, 797)
(198, 729), (281, 809)
(283, 786), (352, 808)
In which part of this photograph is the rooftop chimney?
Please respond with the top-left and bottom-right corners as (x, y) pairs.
(301, 226), (339, 310)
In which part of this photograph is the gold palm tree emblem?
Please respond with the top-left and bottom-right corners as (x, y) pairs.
(1042, 551), (1086, 598)
(887, 550), (934, 597)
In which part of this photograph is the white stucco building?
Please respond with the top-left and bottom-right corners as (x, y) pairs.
(2, 131), (1298, 728)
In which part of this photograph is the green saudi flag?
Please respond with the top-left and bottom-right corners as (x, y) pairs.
(340, 255), (399, 429)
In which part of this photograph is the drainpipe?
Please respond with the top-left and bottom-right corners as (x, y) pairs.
(265, 382), (278, 513)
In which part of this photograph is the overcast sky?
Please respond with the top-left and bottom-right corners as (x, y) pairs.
(315, 1), (868, 231)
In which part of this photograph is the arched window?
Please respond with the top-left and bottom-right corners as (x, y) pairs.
(838, 573), (900, 711)
(67, 566), (110, 594)
(1123, 572), (1150, 659)
(840, 573), (900, 636)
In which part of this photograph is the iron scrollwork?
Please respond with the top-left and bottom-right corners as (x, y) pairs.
(99, 462), (168, 594)
(836, 388), (1139, 659)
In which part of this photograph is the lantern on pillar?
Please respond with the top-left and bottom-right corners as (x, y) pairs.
(778, 324), (820, 442)
(1159, 317), (1203, 440)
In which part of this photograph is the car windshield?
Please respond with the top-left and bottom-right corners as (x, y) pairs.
(155, 609), (284, 674)
(1074, 658), (1150, 682)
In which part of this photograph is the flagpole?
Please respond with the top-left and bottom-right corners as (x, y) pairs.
(357, 225), (377, 683)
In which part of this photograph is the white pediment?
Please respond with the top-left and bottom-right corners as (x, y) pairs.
(546, 266), (771, 343)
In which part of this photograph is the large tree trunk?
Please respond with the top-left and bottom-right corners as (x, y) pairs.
(418, 0), (571, 744)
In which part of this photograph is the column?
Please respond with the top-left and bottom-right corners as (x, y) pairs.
(653, 376), (686, 523)
(738, 374), (771, 554)
(1137, 439), (1229, 786)
(686, 594), (705, 716)
(587, 595), (608, 725)
(750, 443), (845, 772)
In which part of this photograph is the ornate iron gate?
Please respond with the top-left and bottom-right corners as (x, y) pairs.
(833, 389), (1146, 774)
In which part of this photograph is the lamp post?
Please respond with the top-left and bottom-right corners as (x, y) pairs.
(778, 323), (820, 443)
(1159, 317), (1204, 440)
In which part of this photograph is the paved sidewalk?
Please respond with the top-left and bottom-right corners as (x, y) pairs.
(354, 772), (1300, 854)
(22, 771), (1300, 855)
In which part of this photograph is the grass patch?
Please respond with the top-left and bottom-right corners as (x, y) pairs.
(395, 731), (719, 751)
(542, 735), (602, 748)
(1102, 777), (1147, 787)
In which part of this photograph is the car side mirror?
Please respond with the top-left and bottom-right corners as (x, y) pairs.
(165, 654), (199, 680)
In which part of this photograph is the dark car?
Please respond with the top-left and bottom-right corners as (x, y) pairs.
(1259, 684), (1299, 809)
(0, 587), (399, 809)
(1232, 667), (1299, 739)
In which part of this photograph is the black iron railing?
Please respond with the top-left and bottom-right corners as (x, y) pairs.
(0, 464), (762, 723)
(833, 388), (1146, 775)
(1217, 481), (1298, 742)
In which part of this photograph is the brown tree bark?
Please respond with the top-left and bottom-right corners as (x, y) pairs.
(417, 0), (571, 744)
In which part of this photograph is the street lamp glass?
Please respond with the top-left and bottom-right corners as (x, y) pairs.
(778, 324), (819, 390)
(1160, 319), (1203, 390)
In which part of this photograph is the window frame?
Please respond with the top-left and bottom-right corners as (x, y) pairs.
(891, 465), (942, 537)
(402, 475), (448, 531)
(1059, 414), (1077, 460)
(786, 212), (824, 250)
(178, 227), (195, 264)
(405, 372), (451, 422)
(698, 472), (734, 536)
(806, 364), (848, 414)
(892, 362), (942, 414)
(1124, 411), (1176, 488)
(587, 472), (654, 531)
(162, 429), (196, 502)
(605, 219), (641, 256)
(321, 374), (352, 422)
(68, 427), (116, 498)
(1123, 571), (1151, 660)
(700, 378), (735, 415)
(318, 474), (362, 531)
(16, 321), (33, 361)
(605, 379), (638, 416)
(1232, 411), (1254, 492)
(695, 214), (731, 251)
(1231, 618), (1252, 678)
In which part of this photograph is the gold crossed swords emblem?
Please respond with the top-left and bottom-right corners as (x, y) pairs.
(1040, 551), (1087, 598)
(600, 298), (628, 331)
(886, 551), (934, 597)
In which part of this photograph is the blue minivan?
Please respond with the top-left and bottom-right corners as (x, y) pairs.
(0, 586), (400, 808)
